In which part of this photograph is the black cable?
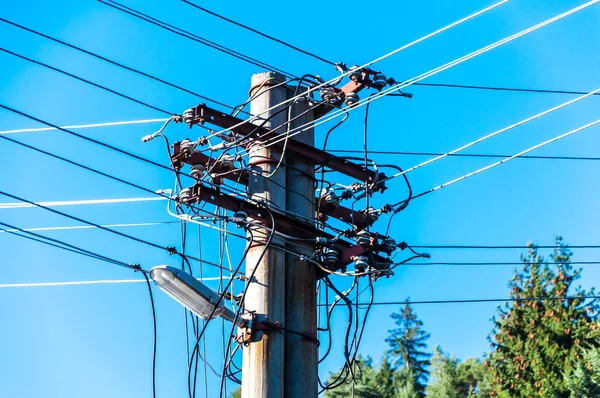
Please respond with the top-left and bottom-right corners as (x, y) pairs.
(318, 295), (600, 307)
(0, 18), (245, 115)
(142, 272), (157, 398)
(0, 190), (222, 271)
(328, 149), (600, 161)
(412, 81), (600, 96)
(0, 222), (136, 269)
(98, 0), (297, 79)
(218, 211), (276, 397)
(181, 0), (337, 66)
(0, 48), (173, 116)
(403, 261), (600, 266)
(409, 244), (600, 250)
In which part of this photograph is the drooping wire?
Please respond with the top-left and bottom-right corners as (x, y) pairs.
(141, 272), (157, 398)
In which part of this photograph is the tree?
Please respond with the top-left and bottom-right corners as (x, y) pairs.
(486, 237), (600, 397)
(324, 355), (395, 398)
(565, 348), (600, 397)
(386, 300), (431, 395)
(426, 346), (491, 398)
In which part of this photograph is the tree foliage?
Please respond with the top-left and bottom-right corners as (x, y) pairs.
(386, 301), (432, 395)
(485, 237), (600, 397)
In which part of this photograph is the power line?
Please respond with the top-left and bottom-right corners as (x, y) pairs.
(381, 87), (600, 184)
(402, 261), (600, 266)
(0, 18), (245, 114)
(257, 0), (598, 151)
(399, 119), (600, 205)
(181, 0), (337, 66)
(97, 0), (298, 79)
(0, 118), (170, 135)
(0, 190), (228, 271)
(0, 222), (137, 270)
(205, 0), (509, 139)
(329, 149), (600, 161)
(411, 81), (600, 96)
(0, 47), (173, 116)
(318, 295), (600, 307)
(0, 221), (176, 234)
(411, 244), (600, 249)
(0, 197), (166, 209)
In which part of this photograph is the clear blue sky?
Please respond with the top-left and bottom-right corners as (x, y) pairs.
(1, 0), (600, 397)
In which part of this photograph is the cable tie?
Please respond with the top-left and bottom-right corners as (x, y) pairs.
(166, 246), (177, 255)
(130, 263), (142, 272)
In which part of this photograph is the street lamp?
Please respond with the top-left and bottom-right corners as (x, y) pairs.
(150, 265), (246, 327)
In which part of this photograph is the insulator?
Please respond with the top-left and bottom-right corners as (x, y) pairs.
(180, 139), (196, 157)
(371, 73), (387, 90)
(190, 164), (205, 180)
(356, 230), (371, 247)
(320, 86), (337, 102)
(353, 255), (369, 272)
(179, 188), (192, 203)
(233, 211), (248, 228)
(363, 207), (380, 222)
(183, 108), (196, 126)
(321, 191), (340, 207)
(315, 237), (329, 245)
(324, 248), (340, 266)
(220, 154), (235, 170)
(345, 93), (359, 107)
(348, 66), (363, 82)
(380, 237), (397, 255)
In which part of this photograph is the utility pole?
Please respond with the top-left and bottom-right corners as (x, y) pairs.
(174, 68), (388, 398)
(284, 87), (317, 397)
(242, 71), (287, 398)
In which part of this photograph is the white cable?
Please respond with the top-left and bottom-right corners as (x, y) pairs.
(258, 0), (600, 152)
(205, 0), (509, 139)
(0, 197), (166, 209)
(0, 118), (170, 135)
(0, 221), (176, 234)
(0, 276), (230, 289)
(382, 86), (600, 181)
(424, 119), (600, 195)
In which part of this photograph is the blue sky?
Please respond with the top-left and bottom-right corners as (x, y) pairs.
(1, 0), (600, 397)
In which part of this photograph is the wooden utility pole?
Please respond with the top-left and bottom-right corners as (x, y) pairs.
(284, 88), (318, 397)
(242, 72), (287, 398)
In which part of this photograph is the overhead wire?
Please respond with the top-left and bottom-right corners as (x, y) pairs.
(381, 86), (600, 185)
(0, 17), (245, 114)
(203, 0), (510, 138)
(181, 0), (337, 66)
(0, 118), (170, 135)
(393, 118), (600, 207)
(0, 48), (174, 116)
(0, 222), (137, 270)
(327, 149), (600, 162)
(256, 0), (600, 152)
(98, 0), (298, 80)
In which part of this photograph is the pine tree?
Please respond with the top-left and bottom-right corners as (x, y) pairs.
(426, 346), (461, 398)
(324, 355), (392, 398)
(565, 348), (600, 397)
(386, 300), (431, 395)
(486, 237), (600, 397)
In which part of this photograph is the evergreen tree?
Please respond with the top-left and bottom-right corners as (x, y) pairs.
(486, 237), (600, 397)
(426, 346), (491, 398)
(426, 346), (461, 398)
(386, 300), (431, 395)
(324, 356), (392, 398)
(565, 348), (600, 397)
